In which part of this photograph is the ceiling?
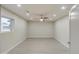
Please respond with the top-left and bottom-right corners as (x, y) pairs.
(2, 4), (74, 22)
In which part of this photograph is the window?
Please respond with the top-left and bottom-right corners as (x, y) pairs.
(0, 17), (14, 32)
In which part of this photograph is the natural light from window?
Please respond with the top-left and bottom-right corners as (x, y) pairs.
(1, 17), (12, 32)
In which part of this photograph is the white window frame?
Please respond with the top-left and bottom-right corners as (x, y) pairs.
(0, 16), (14, 33)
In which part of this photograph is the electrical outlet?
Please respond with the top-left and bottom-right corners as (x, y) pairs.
(68, 42), (71, 44)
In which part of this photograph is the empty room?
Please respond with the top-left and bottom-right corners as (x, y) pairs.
(0, 4), (78, 54)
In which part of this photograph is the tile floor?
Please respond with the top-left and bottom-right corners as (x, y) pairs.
(8, 38), (70, 54)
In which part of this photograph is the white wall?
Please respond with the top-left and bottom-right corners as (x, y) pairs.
(27, 21), (54, 38)
(54, 16), (69, 48)
(70, 5), (79, 53)
(0, 8), (28, 53)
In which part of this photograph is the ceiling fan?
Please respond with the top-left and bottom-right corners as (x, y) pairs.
(40, 14), (49, 21)
(25, 10), (49, 21)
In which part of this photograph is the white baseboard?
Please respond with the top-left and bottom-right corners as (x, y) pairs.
(1, 38), (26, 54)
(27, 37), (54, 39)
(54, 38), (69, 48)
